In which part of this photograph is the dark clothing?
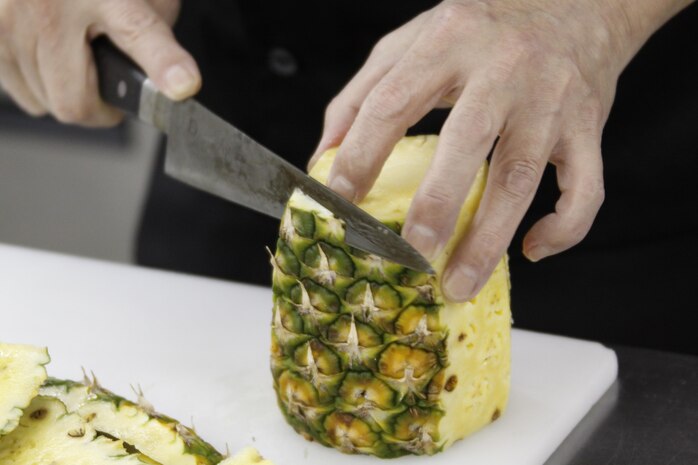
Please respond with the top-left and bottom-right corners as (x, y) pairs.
(137, 2), (698, 354)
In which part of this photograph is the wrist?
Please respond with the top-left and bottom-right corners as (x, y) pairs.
(596, 0), (694, 69)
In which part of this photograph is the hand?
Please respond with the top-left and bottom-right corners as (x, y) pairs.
(0, 0), (200, 126)
(312, 0), (691, 301)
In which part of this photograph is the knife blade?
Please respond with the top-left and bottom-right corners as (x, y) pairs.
(92, 38), (434, 274)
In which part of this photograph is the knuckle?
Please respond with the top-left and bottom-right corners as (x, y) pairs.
(577, 97), (605, 133)
(424, 2), (475, 47)
(25, 105), (47, 117)
(334, 142), (372, 180)
(419, 183), (457, 208)
(534, 58), (580, 102)
(554, 59), (580, 89)
(581, 175), (605, 208)
(595, 182), (606, 207)
(504, 29), (548, 66)
(370, 35), (393, 57)
(52, 98), (92, 124)
(324, 97), (342, 118)
(472, 228), (506, 259)
(455, 101), (495, 143)
(486, 57), (519, 87)
(109, 3), (160, 44)
(431, 2), (470, 32)
(35, 0), (58, 29)
(325, 95), (358, 121)
(556, 220), (591, 248)
(364, 79), (411, 123)
(495, 157), (541, 202)
(526, 92), (564, 119)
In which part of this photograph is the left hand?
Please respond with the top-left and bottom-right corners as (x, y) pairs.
(310, 0), (686, 301)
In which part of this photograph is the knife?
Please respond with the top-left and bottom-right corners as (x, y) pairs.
(92, 38), (434, 274)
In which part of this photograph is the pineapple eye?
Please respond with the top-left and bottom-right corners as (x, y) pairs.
(67, 428), (86, 438)
(29, 408), (47, 420)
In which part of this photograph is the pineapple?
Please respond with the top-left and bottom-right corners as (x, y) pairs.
(270, 135), (511, 457)
(0, 342), (50, 436)
(0, 396), (153, 464)
(220, 447), (275, 465)
(40, 376), (224, 465)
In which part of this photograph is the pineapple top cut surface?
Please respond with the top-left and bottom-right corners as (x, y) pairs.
(40, 377), (224, 465)
(0, 396), (153, 465)
(0, 342), (50, 436)
(271, 135), (511, 458)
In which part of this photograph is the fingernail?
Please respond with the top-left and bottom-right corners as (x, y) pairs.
(404, 224), (442, 261)
(443, 265), (478, 302)
(328, 175), (357, 202)
(163, 65), (198, 100)
(524, 245), (551, 262)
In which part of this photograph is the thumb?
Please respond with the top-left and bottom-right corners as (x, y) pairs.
(96, 0), (200, 100)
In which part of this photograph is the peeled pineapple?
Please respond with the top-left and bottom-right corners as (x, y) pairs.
(270, 135), (511, 457)
(0, 342), (50, 436)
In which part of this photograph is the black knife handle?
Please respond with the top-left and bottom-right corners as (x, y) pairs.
(92, 36), (147, 116)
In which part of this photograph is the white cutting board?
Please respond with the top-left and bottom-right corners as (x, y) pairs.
(0, 243), (617, 464)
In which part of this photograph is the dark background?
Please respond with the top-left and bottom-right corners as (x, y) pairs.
(136, 1), (698, 355)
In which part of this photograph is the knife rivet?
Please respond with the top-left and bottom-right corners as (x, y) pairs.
(117, 81), (127, 99)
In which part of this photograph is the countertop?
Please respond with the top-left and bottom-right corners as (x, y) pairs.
(545, 345), (698, 464)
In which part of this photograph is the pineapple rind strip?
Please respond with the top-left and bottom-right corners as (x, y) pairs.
(40, 377), (224, 465)
(0, 396), (154, 464)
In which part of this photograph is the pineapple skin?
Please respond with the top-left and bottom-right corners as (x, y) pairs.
(0, 396), (152, 465)
(0, 342), (50, 436)
(40, 377), (224, 465)
(271, 135), (511, 458)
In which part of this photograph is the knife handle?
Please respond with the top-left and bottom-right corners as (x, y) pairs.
(92, 36), (147, 116)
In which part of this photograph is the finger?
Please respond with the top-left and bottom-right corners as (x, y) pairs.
(523, 134), (604, 261)
(326, 35), (459, 202)
(403, 79), (509, 261)
(308, 59), (393, 171)
(443, 107), (562, 302)
(309, 13), (430, 170)
(0, 54), (46, 116)
(148, 0), (181, 25)
(96, 0), (200, 100)
(37, 26), (122, 127)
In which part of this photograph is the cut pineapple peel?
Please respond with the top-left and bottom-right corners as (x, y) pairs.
(0, 396), (153, 465)
(40, 375), (224, 465)
(2, 344), (275, 465)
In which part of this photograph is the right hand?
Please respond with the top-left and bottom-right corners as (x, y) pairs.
(0, 0), (200, 126)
